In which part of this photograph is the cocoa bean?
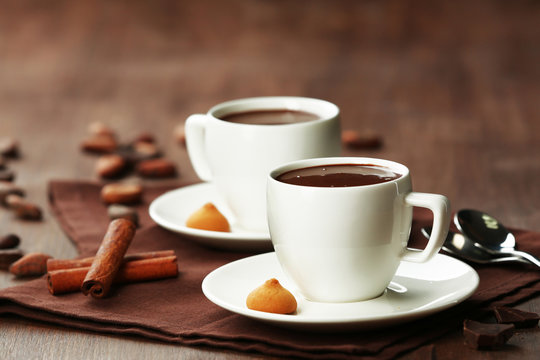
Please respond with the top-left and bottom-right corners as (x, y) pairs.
(0, 169), (15, 182)
(0, 249), (24, 270)
(81, 134), (117, 154)
(341, 130), (383, 150)
(9, 252), (52, 277)
(0, 137), (19, 158)
(101, 183), (143, 204)
(107, 204), (139, 226)
(0, 234), (20, 249)
(88, 121), (116, 138)
(6, 195), (43, 220)
(95, 154), (127, 178)
(0, 181), (25, 205)
(136, 158), (177, 178)
(133, 141), (160, 158)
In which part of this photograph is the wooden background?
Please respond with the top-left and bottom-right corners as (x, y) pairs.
(0, 0), (539, 359)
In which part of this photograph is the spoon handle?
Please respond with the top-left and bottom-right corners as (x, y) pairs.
(504, 249), (540, 268)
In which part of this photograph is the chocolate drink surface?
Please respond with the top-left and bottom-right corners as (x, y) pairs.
(276, 164), (402, 187)
(219, 110), (320, 125)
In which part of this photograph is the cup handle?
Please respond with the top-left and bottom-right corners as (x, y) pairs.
(185, 114), (213, 181)
(401, 192), (450, 263)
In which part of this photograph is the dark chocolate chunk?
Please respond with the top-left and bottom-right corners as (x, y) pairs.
(463, 319), (514, 349)
(494, 307), (540, 328)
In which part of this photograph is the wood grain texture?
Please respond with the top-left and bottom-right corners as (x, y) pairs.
(0, 0), (538, 359)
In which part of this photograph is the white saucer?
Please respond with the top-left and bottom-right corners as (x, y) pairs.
(149, 183), (272, 252)
(202, 252), (479, 332)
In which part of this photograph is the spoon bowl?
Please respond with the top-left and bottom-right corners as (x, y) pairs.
(455, 209), (540, 268)
(421, 227), (527, 265)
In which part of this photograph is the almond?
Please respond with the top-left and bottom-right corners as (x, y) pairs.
(9, 252), (52, 277)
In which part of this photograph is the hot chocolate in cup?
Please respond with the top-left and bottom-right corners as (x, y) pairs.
(267, 157), (451, 303)
(185, 97), (341, 232)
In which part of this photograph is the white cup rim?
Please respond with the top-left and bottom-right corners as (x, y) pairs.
(206, 96), (340, 126)
(269, 157), (410, 189)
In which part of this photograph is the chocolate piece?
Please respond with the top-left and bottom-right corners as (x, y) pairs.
(463, 319), (514, 349)
(0, 234), (21, 249)
(494, 307), (540, 328)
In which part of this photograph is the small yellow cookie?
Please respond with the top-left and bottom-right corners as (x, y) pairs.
(185, 202), (230, 232)
(246, 278), (297, 314)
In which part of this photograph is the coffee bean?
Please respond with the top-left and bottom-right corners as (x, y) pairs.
(136, 158), (177, 178)
(342, 130), (383, 150)
(133, 141), (160, 158)
(88, 121), (116, 138)
(81, 134), (117, 154)
(0, 249), (24, 270)
(0, 181), (25, 206)
(107, 204), (139, 226)
(0, 234), (21, 249)
(6, 195), (43, 220)
(95, 154), (127, 178)
(0, 169), (15, 182)
(0, 137), (19, 157)
(101, 183), (143, 204)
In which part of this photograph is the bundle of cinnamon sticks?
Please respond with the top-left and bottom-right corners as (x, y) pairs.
(47, 219), (178, 297)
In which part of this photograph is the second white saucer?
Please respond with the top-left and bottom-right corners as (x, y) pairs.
(149, 183), (273, 252)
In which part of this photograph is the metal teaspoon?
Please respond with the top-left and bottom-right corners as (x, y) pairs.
(421, 227), (527, 265)
(455, 209), (540, 268)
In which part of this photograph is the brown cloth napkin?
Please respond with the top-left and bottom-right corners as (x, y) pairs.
(1, 180), (539, 359)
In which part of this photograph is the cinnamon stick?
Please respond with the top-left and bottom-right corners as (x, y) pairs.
(81, 219), (136, 298)
(47, 256), (178, 295)
(47, 250), (175, 272)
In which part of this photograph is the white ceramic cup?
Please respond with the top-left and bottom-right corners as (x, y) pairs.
(267, 157), (451, 303)
(185, 97), (341, 232)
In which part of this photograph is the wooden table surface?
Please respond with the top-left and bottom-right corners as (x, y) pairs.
(1, 0), (538, 358)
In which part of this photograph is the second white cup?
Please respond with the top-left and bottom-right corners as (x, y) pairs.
(185, 96), (341, 232)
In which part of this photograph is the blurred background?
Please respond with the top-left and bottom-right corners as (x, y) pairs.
(0, 0), (539, 228)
